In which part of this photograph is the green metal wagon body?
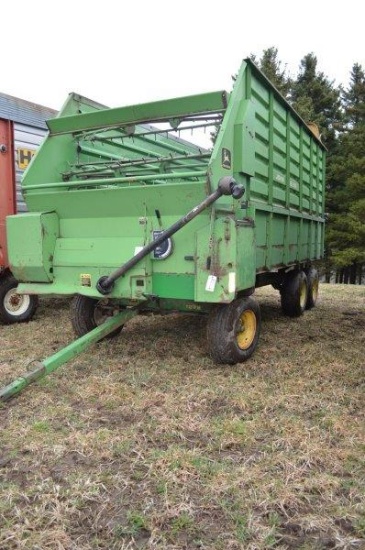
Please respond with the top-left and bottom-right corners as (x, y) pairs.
(7, 58), (325, 364)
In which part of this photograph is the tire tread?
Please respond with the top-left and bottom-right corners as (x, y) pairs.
(280, 270), (307, 317)
(207, 297), (261, 364)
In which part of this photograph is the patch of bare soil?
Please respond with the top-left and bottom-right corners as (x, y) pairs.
(0, 285), (364, 549)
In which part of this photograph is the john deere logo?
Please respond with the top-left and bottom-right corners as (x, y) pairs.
(222, 148), (231, 169)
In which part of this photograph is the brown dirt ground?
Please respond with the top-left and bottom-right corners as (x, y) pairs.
(0, 284), (364, 549)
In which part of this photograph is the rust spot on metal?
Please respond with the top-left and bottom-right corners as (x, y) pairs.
(224, 219), (231, 241)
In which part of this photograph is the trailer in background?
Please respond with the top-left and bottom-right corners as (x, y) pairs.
(0, 93), (56, 323)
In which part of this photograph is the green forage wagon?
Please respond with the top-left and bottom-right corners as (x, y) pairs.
(7, 59), (325, 366)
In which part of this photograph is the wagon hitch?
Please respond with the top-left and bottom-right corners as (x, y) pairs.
(96, 176), (244, 295)
(0, 307), (139, 402)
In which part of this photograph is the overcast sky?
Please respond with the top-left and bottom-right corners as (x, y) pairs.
(2, 0), (364, 111)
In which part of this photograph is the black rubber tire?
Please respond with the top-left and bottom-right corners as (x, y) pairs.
(0, 274), (38, 324)
(280, 270), (308, 317)
(305, 267), (319, 310)
(71, 295), (123, 338)
(207, 296), (261, 364)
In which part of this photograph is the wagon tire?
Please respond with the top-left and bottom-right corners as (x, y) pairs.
(0, 274), (38, 324)
(207, 296), (261, 364)
(71, 295), (123, 338)
(305, 267), (319, 309)
(280, 270), (308, 317)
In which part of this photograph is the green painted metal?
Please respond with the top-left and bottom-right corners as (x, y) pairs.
(23, 171), (207, 192)
(7, 212), (59, 282)
(0, 308), (138, 401)
(8, 58), (325, 308)
(47, 91), (228, 135)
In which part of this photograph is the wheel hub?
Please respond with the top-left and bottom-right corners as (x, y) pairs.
(236, 310), (256, 350)
(93, 299), (120, 326)
(4, 288), (31, 316)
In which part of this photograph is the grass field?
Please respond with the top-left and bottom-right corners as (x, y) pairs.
(0, 284), (364, 549)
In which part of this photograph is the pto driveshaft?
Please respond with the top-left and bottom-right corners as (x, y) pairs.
(96, 176), (244, 295)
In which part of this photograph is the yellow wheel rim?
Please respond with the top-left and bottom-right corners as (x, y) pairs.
(236, 310), (257, 350)
(299, 280), (307, 309)
(312, 278), (319, 302)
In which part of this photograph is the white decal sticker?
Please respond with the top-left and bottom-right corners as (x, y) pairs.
(205, 275), (217, 292)
(228, 272), (236, 293)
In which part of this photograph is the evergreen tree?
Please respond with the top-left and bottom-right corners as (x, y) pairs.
(343, 63), (365, 126)
(326, 63), (365, 283)
(250, 47), (291, 98)
(291, 53), (342, 152)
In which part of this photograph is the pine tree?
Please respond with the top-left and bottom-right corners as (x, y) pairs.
(291, 53), (342, 152)
(250, 47), (291, 98)
(326, 63), (365, 283)
(343, 63), (365, 126)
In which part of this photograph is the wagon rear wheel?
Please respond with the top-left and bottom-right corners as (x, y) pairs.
(71, 295), (124, 338)
(305, 267), (319, 309)
(207, 296), (261, 364)
(0, 274), (38, 324)
(280, 270), (308, 317)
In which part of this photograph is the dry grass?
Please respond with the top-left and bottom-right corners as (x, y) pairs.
(0, 284), (364, 549)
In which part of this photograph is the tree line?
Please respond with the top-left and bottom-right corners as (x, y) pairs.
(252, 48), (365, 284)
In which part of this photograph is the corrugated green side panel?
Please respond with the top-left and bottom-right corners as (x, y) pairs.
(247, 73), (324, 215)
(246, 61), (325, 271)
(209, 59), (325, 273)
